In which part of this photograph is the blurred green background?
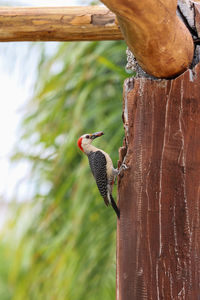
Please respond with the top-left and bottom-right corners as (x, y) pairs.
(0, 40), (128, 300)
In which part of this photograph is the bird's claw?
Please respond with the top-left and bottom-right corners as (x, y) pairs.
(118, 163), (129, 175)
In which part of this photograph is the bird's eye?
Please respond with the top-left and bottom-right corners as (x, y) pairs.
(86, 135), (90, 139)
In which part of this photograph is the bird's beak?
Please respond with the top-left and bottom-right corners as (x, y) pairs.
(91, 131), (104, 139)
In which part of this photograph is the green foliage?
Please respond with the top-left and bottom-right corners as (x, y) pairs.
(1, 40), (127, 300)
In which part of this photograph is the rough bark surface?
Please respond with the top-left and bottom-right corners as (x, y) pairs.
(0, 6), (123, 41)
(117, 64), (200, 300)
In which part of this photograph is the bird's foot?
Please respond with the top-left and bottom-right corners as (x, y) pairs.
(117, 163), (129, 175)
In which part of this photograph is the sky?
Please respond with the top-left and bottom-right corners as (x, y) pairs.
(0, 45), (33, 201)
(0, 0), (91, 207)
(3, 0), (81, 5)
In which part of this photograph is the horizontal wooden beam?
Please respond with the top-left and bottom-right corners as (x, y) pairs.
(0, 6), (123, 42)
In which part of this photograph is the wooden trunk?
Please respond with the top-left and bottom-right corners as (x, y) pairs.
(117, 64), (200, 299)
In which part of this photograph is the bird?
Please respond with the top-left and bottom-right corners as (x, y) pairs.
(77, 131), (120, 218)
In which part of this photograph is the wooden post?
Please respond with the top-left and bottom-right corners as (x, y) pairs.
(117, 64), (200, 299)
(0, 6), (123, 41)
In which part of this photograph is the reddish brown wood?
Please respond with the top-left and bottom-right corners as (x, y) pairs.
(117, 64), (200, 299)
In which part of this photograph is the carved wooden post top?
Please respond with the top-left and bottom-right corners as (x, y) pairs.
(101, 0), (194, 78)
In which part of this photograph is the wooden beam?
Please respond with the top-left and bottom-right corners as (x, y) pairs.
(0, 6), (123, 41)
(100, 0), (194, 78)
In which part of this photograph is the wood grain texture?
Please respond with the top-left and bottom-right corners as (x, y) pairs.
(117, 64), (200, 299)
(100, 0), (194, 78)
(0, 6), (123, 41)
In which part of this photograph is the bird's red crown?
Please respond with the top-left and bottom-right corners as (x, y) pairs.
(77, 137), (84, 152)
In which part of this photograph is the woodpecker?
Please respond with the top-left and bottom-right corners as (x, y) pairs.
(77, 131), (120, 218)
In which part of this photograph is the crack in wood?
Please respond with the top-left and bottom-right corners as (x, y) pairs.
(91, 13), (116, 26)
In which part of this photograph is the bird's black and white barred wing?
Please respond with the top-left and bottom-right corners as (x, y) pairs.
(87, 151), (108, 200)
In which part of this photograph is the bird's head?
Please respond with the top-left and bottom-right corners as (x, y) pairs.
(77, 131), (104, 152)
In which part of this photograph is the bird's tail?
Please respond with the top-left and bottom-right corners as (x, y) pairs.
(110, 194), (120, 219)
